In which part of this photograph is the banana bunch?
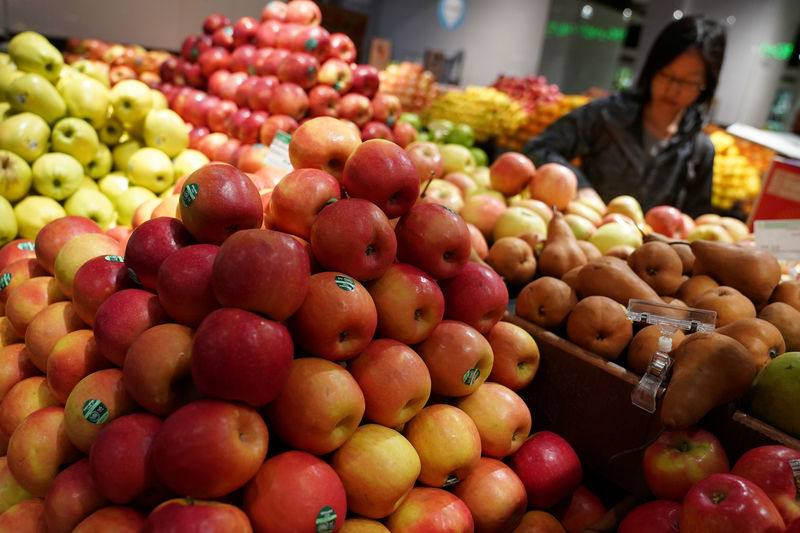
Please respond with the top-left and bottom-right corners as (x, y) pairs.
(708, 128), (769, 212)
(424, 86), (525, 142)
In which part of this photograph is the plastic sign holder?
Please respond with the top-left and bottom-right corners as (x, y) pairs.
(626, 299), (717, 413)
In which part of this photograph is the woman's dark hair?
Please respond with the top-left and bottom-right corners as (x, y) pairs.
(636, 16), (727, 109)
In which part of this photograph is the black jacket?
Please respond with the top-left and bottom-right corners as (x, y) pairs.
(522, 90), (715, 218)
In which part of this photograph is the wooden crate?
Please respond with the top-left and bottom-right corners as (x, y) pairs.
(505, 312), (800, 500)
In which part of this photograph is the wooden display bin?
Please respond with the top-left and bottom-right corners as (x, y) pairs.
(504, 311), (800, 502)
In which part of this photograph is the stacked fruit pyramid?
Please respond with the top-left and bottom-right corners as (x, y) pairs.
(378, 61), (441, 113)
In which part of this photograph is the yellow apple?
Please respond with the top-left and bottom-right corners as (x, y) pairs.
(63, 189), (116, 230)
(126, 147), (174, 194)
(13, 195), (66, 240)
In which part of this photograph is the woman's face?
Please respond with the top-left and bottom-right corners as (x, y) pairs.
(649, 48), (706, 114)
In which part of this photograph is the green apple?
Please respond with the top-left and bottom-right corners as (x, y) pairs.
(85, 142), (112, 179)
(110, 79), (153, 125)
(0, 195), (18, 246)
(398, 112), (422, 131)
(426, 118), (454, 143)
(112, 138), (142, 171)
(0, 53), (13, 67)
(0, 66), (24, 103)
(445, 123), (475, 147)
(143, 108), (189, 158)
(51, 117), (100, 166)
(64, 188), (116, 229)
(113, 185), (157, 227)
(439, 143), (476, 175)
(588, 221), (643, 254)
(99, 116), (124, 146)
(7, 31), (64, 82)
(97, 172), (130, 203)
(31, 151), (84, 200)
(745, 352), (800, 438)
(6, 72), (67, 124)
(0, 112), (50, 162)
(126, 147), (174, 193)
(493, 206), (547, 241)
(0, 149), (33, 202)
(13, 195), (66, 240)
(173, 149), (209, 179)
(150, 89), (168, 110)
(79, 176), (100, 191)
(58, 73), (110, 129)
(69, 59), (110, 88)
(469, 146), (488, 167)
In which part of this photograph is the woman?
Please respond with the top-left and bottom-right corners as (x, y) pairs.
(522, 16), (727, 217)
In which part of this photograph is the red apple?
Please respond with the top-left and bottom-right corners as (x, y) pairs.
(261, 1), (287, 22)
(179, 162), (264, 245)
(310, 198), (397, 282)
(232, 16), (259, 47)
(394, 202), (471, 280)
(0, 343), (39, 404)
(508, 430), (583, 509)
(460, 193), (508, 241)
(212, 137), (244, 166)
(643, 427), (730, 502)
(235, 143), (271, 174)
(287, 116), (361, 181)
(122, 322), (200, 417)
(46, 329), (112, 405)
(490, 151), (536, 196)
(143, 497), (253, 532)
(151, 399), (268, 499)
(288, 271), (376, 361)
(22, 300), (87, 373)
(405, 140), (444, 182)
(207, 100), (238, 134)
(154, 244), (218, 326)
(259, 113), (299, 145)
(123, 216), (195, 292)
(217, 71), (248, 101)
(308, 84), (341, 117)
(197, 46), (231, 79)
(268, 168), (341, 240)
(191, 307), (293, 406)
(244, 450), (347, 533)
(681, 473), (785, 532)
(239, 110), (269, 145)
(393, 121), (418, 148)
(286, 0), (322, 25)
(361, 121), (395, 142)
(731, 445), (800, 525)
(92, 288), (170, 366)
(232, 75), (260, 107)
(553, 484), (607, 533)
(385, 486), (473, 533)
(34, 216), (103, 275)
(485, 320), (540, 392)
(342, 139), (420, 219)
(5, 276), (67, 338)
(211, 25), (235, 50)
(277, 51), (319, 89)
(188, 125), (210, 148)
(263, 356), (365, 456)
(203, 13), (231, 35)
(529, 162), (578, 211)
(371, 92), (401, 126)
(366, 262), (444, 345)
(0, 258), (46, 306)
(291, 24), (330, 61)
(0, 498), (47, 531)
(338, 92), (372, 126)
(451, 457), (528, 533)
(247, 75), (278, 111)
(645, 205), (686, 239)
(0, 376), (61, 442)
(350, 64), (380, 98)
(73, 505), (146, 533)
(42, 458), (107, 533)
(0, 239), (36, 271)
(259, 47), (290, 76)
(618, 500), (681, 533)
(268, 81), (309, 120)
(440, 262), (509, 334)
(329, 33), (357, 63)
(225, 107), (251, 140)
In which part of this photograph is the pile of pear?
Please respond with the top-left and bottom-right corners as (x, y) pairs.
(0, 31), (209, 246)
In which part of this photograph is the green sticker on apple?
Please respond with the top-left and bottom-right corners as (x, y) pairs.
(334, 275), (355, 291)
(315, 506), (336, 533)
(443, 474), (459, 486)
(181, 183), (199, 207)
(105, 255), (124, 262)
(463, 367), (480, 386)
(82, 399), (109, 424)
(0, 272), (11, 290)
(17, 241), (34, 250)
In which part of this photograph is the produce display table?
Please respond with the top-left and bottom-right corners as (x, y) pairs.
(504, 310), (800, 500)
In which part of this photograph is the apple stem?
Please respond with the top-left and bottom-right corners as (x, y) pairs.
(420, 172), (435, 198)
(608, 426), (667, 462)
(711, 491), (726, 504)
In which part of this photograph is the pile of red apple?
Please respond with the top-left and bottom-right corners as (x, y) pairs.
(0, 116), (612, 532)
(491, 74), (563, 114)
(157, 0), (419, 168)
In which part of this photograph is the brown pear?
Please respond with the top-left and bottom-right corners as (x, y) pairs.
(661, 331), (757, 430)
(675, 274), (719, 306)
(605, 245), (637, 261)
(486, 237), (537, 286)
(565, 295), (633, 361)
(576, 240), (601, 262)
(670, 242), (695, 275)
(561, 265), (582, 293)
(716, 317), (786, 371)
(537, 210), (587, 278)
(757, 302), (800, 352)
(769, 279), (800, 311)
(692, 285), (756, 327)
(690, 240), (781, 307)
(626, 324), (685, 375)
(627, 241), (684, 296)
(575, 256), (661, 306)
(515, 276), (578, 330)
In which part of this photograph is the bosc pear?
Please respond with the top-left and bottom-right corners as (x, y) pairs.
(537, 209), (587, 278)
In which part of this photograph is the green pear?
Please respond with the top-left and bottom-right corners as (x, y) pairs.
(69, 59), (110, 88)
(0, 149), (33, 202)
(143, 108), (189, 158)
(85, 143), (113, 179)
(7, 31), (64, 82)
(13, 194), (66, 240)
(126, 147), (175, 194)
(31, 152), (84, 200)
(98, 172), (130, 203)
(58, 73), (110, 129)
(0, 195), (19, 246)
(0, 111), (50, 162)
(64, 188), (116, 230)
(0, 66), (24, 103)
(745, 351), (800, 438)
(51, 117), (100, 166)
(6, 72), (67, 124)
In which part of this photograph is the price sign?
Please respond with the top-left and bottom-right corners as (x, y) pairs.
(746, 156), (800, 231)
(263, 131), (293, 171)
(754, 219), (800, 260)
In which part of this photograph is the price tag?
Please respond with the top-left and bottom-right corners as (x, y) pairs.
(754, 219), (800, 260)
(262, 131), (293, 171)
